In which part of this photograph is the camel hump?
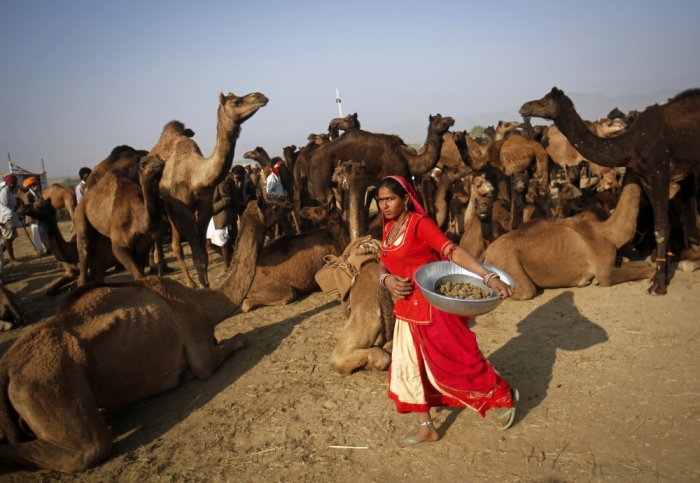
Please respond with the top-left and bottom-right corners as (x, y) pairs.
(107, 145), (141, 160)
(668, 88), (700, 104)
(162, 120), (191, 136)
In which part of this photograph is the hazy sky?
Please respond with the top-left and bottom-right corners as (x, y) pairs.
(1, 0), (699, 177)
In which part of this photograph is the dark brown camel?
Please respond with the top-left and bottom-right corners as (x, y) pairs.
(85, 145), (150, 190)
(521, 87), (700, 294)
(17, 199), (118, 295)
(293, 134), (330, 212)
(75, 156), (165, 286)
(307, 114), (455, 206)
(328, 112), (361, 140)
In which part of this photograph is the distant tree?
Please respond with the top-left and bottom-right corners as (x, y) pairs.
(469, 125), (486, 138)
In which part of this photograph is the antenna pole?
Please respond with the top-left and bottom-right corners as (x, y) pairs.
(41, 158), (46, 173)
(335, 88), (343, 117)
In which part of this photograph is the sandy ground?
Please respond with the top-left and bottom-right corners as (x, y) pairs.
(0, 220), (699, 482)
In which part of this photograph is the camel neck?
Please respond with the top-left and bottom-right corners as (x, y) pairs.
(405, 126), (445, 176)
(201, 111), (241, 189)
(593, 177), (642, 248)
(554, 95), (630, 168)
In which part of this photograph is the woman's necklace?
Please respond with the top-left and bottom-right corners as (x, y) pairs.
(383, 213), (410, 257)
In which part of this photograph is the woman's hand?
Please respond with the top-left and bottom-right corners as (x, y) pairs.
(491, 278), (514, 299)
(385, 275), (413, 299)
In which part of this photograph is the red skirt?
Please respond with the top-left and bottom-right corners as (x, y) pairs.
(388, 308), (513, 417)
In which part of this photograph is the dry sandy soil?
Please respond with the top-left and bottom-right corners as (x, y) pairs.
(0, 220), (699, 483)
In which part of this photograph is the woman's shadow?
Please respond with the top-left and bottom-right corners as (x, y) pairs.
(439, 291), (608, 431)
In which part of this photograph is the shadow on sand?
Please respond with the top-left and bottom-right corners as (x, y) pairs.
(438, 291), (608, 433)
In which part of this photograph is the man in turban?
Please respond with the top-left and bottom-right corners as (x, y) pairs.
(23, 177), (47, 254)
(0, 175), (22, 264)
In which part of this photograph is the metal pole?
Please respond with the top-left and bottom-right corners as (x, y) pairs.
(335, 88), (343, 117)
(41, 158), (45, 173)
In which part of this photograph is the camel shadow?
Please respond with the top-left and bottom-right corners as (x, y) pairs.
(99, 300), (338, 459)
(438, 291), (608, 431)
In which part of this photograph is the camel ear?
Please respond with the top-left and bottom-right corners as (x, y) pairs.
(219, 92), (225, 104)
(551, 87), (563, 100)
(429, 114), (434, 122)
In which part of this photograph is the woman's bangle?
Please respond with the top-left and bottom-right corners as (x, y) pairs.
(482, 272), (500, 288)
(379, 273), (391, 288)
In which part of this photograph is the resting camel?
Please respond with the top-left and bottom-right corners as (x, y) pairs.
(0, 201), (266, 473)
(328, 112), (361, 140)
(150, 91), (268, 288)
(330, 260), (395, 374)
(75, 156), (165, 285)
(307, 114), (454, 207)
(17, 200), (117, 295)
(240, 200), (350, 312)
(521, 87), (700, 294)
(483, 173), (656, 300)
(0, 285), (24, 332)
(41, 184), (77, 227)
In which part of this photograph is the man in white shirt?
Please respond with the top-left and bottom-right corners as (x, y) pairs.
(265, 160), (285, 200)
(75, 167), (91, 203)
(0, 175), (22, 264)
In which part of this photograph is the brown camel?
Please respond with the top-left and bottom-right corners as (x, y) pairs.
(293, 133), (330, 214)
(75, 156), (165, 285)
(282, 145), (299, 175)
(0, 201), (266, 473)
(240, 200), (350, 312)
(434, 164), (472, 228)
(85, 145), (150, 189)
(332, 161), (372, 241)
(483, 173), (656, 300)
(328, 112), (361, 140)
(0, 285), (24, 332)
(150, 91), (268, 288)
(330, 260), (395, 374)
(459, 174), (496, 260)
(552, 180), (583, 219)
(520, 87), (700, 294)
(41, 184), (77, 226)
(17, 199), (118, 295)
(307, 114), (455, 205)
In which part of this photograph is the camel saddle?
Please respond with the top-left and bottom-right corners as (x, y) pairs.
(315, 235), (382, 303)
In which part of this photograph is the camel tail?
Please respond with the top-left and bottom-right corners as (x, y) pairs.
(0, 371), (20, 444)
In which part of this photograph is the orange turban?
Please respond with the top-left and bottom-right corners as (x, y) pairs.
(23, 177), (37, 188)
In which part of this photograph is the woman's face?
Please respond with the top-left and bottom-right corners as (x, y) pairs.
(377, 186), (408, 221)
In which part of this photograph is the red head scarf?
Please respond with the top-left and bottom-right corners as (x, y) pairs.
(380, 175), (427, 225)
(270, 160), (283, 177)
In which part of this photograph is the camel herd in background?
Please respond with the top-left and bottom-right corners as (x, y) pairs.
(0, 87), (698, 472)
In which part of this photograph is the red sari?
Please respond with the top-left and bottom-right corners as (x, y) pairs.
(382, 210), (513, 416)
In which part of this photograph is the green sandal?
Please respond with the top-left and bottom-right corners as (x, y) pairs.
(496, 388), (519, 431)
(397, 437), (424, 449)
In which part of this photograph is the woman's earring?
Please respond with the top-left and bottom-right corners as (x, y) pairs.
(404, 201), (409, 211)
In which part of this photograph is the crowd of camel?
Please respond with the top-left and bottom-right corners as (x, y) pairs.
(0, 86), (698, 472)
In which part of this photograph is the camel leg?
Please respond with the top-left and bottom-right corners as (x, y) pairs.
(76, 220), (94, 287)
(182, 330), (247, 380)
(153, 226), (165, 276)
(111, 245), (144, 280)
(165, 204), (197, 288)
(647, 171), (671, 295)
(46, 271), (78, 296)
(595, 260), (657, 287)
(0, 376), (112, 472)
(485, 246), (537, 300)
(679, 174), (700, 255)
(331, 315), (391, 374)
(241, 272), (296, 312)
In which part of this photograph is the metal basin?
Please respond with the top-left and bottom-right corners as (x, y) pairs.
(414, 261), (514, 317)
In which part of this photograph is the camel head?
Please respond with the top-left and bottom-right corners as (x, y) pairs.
(332, 160), (368, 191)
(17, 198), (55, 222)
(300, 199), (336, 224)
(511, 171), (530, 195)
(328, 113), (361, 139)
(257, 197), (293, 230)
(519, 87), (565, 120)
(470, 174), (494, 220)
(496, 120), (520, 139)
(217, 91), (269, 127)
(595, 168), (619, 192)
(428, 114), (455, 136)
(595, 118), (627, 138)
(315, 133), (330, 145)
(243, 147), (265, 164)
(138, 155), (166, 185)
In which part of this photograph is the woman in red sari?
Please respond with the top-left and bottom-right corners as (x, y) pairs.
(377, 175), (516, 448)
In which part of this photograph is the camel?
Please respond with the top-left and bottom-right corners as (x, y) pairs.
(608, 107), (639, 126)
(240, 200), (350, 312)
(520, 87), (700, 294)
(75, 156), (165, 285)
(332, 161), (372, 241)
(307, 114), (455, 210)
(459, 174), (496, 260)
(41, 184), (77, 226)
(328, 112), (361, 140)
(293, 133), (330, 211)
(85, 145), (150, 189)
(282, 145), (299, 175)
(150, 91), (268, 288)
(552, 181), (583, 218)
(0, 285), (24, 332)
(17, 199), (118, 295)
(0, 201), (266, 473)
(434, 164), (472, 228)
(243, 146), (294, 198)
(330, 260), (395, 374)
(483, 173), (656, 300)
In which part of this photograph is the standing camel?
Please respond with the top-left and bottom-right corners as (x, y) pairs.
(41, 184), (77, 227)
(521, 87), (700, 295)
(150, 91), (268, 288)
(75, 156), (165, 285)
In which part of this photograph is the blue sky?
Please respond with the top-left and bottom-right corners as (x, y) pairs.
(1, 0), (699, 177)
